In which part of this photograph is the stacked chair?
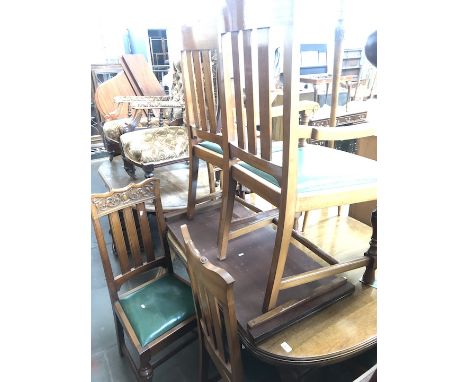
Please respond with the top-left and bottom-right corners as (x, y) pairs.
(215, 26), (377, 311)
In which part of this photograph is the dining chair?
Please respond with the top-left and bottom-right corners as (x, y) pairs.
(216, 26), (378, 312)
(91, 178), (197, 381)
(181, 224), (280, 382)
(180, 49), (223, 219)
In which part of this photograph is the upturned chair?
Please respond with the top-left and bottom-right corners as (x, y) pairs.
(216, 26), (377, 312)
(91, 178), (197, 381)
(181, 224), (279, 382)
(180, 49), (223, 219)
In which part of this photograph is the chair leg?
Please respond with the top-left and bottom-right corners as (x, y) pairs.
(142, 165), (154, 179)
(302, 211), (310, 233)
(217, 169), (237, 260)
(122, 156), (136, 179)
(262, 207), (296, 312)
(207, 163), (216, 194)
(114, 314), (125, 357)
(187, 155), (200, 220)
(198, 339), (209, 382)
(138, 352), (153, 381)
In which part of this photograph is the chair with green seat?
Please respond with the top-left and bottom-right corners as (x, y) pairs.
(181, 224), (280, 382)
(216, 25), (377, 313)
(91, 177), (197, 381)
(180, 48), (224, 219)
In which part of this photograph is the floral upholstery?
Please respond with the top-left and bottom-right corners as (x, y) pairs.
(102, 117), (161, 143)
(120, 126), (189, 164)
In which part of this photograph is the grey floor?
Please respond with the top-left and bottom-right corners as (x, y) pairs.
(91, 156), (376, 382)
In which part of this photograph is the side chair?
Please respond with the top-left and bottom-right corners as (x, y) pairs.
(216, 26), (378, 312)
(91, 178), (197, 381)
(181, 224), (280, 382)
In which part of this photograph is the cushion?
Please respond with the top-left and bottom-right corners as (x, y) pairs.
(121, 126), (189, 164)
(238, 144), (377, 194)
(119, 274), (195, 347)
(103, 117), (171, 142)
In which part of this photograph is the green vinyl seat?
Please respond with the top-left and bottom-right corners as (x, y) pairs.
(119, 274), (195, 347)
(239, 144), (377, 196)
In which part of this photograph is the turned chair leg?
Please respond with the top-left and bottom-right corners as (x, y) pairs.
(114, 314), (125, 357)
(122, 157), (136, 179)
(198, 340), (209, 382)
(187, 156), (200, 220)
(142, 165), (154, 179)
(138, 353), (153, 381)
(362, 209), (377, 286)
(217, 171), (237, 260)
(207, 163), (216, 194)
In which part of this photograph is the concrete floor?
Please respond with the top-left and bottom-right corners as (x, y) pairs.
(91, 156), (376, 382)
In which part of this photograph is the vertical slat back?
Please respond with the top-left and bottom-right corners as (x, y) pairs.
(109, 211), (130, 273)
(122, 207), (143, 267)
(135, 202), (155, 262)
(201, 50), (217, 133)
(192, 51), (209, 131)
(182, 225), (243, 381)
(91, 178), (169, 295)
(257, 27), (272, 160)
(243, 29), (257, 155)
(231, 31), (246, 150)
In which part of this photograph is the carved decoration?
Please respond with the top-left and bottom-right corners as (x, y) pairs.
(91, 180), (156, 215)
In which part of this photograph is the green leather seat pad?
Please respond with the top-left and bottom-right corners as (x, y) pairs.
(238, 145), (377, 194)
(198, 141), (223, 154)
(119, 274), (195, 347)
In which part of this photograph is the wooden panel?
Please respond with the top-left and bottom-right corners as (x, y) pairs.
(201, 50), (217, 133)
(120, 54), (165, 96)
(192, 50), (209, 131)
(243, 29), (257, 155)
(257, 28), (272, 160)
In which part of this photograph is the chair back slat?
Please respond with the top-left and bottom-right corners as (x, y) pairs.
(135, 203), (155, 262)
(231, 32), (246, 150)
(201, 50), (217, 133)
(242, 29), (257, 155)
(122, 207), (143, 267)
(109, 211), (130, 273)
(184, 51), (201, 128)
(192, 51), (209, 131)
(182, 225), (243, 382)
(257, 27), (272, 161)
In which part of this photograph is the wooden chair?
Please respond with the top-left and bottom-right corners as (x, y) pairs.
(180, 49), (223, 219)
(216, 26), (377, 312)
(91, 178), (197, 381)
(181, 224), (279, 382)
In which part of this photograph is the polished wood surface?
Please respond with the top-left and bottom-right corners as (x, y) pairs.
(168, 202), (355, 346)
(169, 205), (376, 366)
(97, 156), (211, 211)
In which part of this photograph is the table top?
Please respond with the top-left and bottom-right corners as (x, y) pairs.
(167, 203), (376, 366)
(97, 155), (211, 211)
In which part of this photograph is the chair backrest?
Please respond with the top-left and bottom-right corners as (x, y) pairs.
(218, 26), (300, 201)
(299, 43), (328, 75)
(91, 178), (172, 304)
(180, 49), (222, 145)
(181, 225), (244, 382)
